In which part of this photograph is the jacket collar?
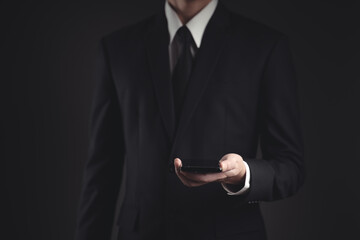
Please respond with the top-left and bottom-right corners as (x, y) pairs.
(165, 0), (219, 48)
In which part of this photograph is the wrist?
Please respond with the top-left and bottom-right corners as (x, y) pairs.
(228, 163), (246, 185)
(221, 160), (250, 195)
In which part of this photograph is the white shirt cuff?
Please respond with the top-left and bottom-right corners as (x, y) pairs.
(221, 160), (250, 195)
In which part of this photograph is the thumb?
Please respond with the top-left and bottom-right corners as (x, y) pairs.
(174, 158), (182, 170)
(219, 160), (227, 172)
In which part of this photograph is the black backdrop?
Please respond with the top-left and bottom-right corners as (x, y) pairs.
(2, 0), (359, 239)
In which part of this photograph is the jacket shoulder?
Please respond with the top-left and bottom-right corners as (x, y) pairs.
(101, 13), (157, 48)
(227, 10), (287, 42)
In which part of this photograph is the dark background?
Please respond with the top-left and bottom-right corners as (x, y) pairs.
(2, 0), (359, 239)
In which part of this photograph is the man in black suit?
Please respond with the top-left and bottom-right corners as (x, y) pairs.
(75, 0), (305, 239)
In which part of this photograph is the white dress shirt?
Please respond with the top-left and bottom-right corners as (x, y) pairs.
(165, 0), (250, 195)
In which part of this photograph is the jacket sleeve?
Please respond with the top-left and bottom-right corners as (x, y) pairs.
(241, 35), (305, 202)
(74, 37), (126, 240)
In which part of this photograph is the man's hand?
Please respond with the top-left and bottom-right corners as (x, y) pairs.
(174, 153), (246, 187)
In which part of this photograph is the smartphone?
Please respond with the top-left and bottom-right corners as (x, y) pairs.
(180, 158), (222, 173)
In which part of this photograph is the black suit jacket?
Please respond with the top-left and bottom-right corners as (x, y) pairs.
(75, 1), (305, 240)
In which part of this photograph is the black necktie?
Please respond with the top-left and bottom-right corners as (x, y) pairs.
(172, 26), (196, 129)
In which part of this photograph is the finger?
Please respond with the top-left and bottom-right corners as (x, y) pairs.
(219, 158), (237, 172)
(177, 169), (207, 184)
(222, 168), (239, 178)
(181, 177), (204, 187)
(174, 158), (183, 179)
(177, 172), (205, 187)
(174, 158), (182, 169)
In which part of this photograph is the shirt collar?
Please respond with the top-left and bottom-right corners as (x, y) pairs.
(165, 0), (218, 48)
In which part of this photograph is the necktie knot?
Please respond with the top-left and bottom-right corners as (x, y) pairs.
(175, 25), (195, 47)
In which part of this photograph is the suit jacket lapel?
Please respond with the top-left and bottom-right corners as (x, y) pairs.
(145, 12), (176, 144)
(169, 2), (232, 159)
